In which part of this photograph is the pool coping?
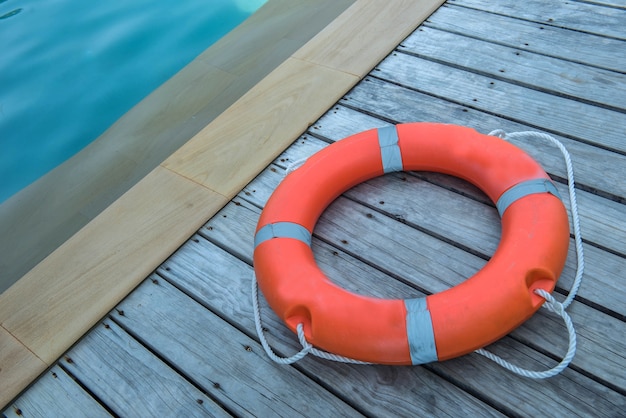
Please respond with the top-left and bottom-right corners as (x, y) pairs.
(0, 0), (356, 293)
(0, 0), (445, 407)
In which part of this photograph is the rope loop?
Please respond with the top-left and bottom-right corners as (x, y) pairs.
(476, 129), (586, 378)
(252, 274), (311, 364)
(252, 272), (370, 365)
(476, 288), (577, 379)
(488, 129), (584, 308)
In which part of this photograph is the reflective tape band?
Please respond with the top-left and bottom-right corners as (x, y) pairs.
(404, 298), (438, 365)
(254, 222), (312, 248)
(496, 179), (561, 217)
(378, 125), (403, 173)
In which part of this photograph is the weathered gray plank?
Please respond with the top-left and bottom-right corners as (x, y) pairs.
(3, 366), (111, 418)
(343, 175), (626, 316)
(399, 26), (626, 111)
(159, 237), (507, 415)
(432, 338), (626, 417)
(451, 0), (626, 39)
(318, 200), (626, 391)
(113, 276), (365, 418)
(576, 0), (626, 8)
(249, 135), (626, 317)
(373, 52), (626, 155)
(194, 197), (626, 415)
(342, 77), (626, 202)
(426, 5), (626, 73)
(575, 0), (626, 8)
(308, 107), (626, 258)
(235, 154), (626, 388)
(61, 320), (229, 418)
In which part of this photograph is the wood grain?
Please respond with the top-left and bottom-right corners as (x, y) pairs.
(0, 0), (447, 408)
(374, 52), (626, 154)
(171, 199), (625, 415)
(7, 0), (626, 414)
(115, 277), (365, 417)
(399, 26), (626, 111)
(452, 0), (626, 40)
(0, 167), (228, 366)
(162, 57), (358, 198)
(293, 0), (446, 77)
(159, 233), (504, 416)
(3, 366), (111, 418)
(62, 320), (230, 417)
(426, 5), (626, 73)
(0, 327), (47, 408)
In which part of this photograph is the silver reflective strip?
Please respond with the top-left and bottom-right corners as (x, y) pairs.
(254, 222), (312, 248)
(405, 298), (438, 365)
(378, 125), (403, 173)
(496, 179), (561, 216)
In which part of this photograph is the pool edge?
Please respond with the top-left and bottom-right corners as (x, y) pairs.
(0, 0), (445, 408)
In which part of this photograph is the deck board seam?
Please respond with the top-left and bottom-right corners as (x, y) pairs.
(448, 1), (626, 41)
(395, 46), (626, 114)
(105, 311), (236, 416)
(339, 91), (626, 204)
(422, 17), (626, 76)
(0, 324), (47, 367)
(158, 164), (230, 201)
(365, 72), (626, 159)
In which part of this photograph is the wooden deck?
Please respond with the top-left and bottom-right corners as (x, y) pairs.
(4, 0), (625, 416)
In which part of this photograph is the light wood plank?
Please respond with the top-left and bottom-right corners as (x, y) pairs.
(199, 0), (354, 74)
(61, 320), (230, 417)
(114, 277), (365, 417)
(293, 0), (446, 77)
(426, 5), (626, 73)
(399, 26), (626, 111)
(452, 0), (626, 40)
(0, 327), (47, 409)
(162, 57), (358, 198)
(0, 167), (228, 366)
(4, 366), (111, 418)
(0, 0), (451, 406)
(0, 0), (353, 294)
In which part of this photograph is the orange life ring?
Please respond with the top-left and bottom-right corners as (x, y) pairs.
(253, 123), (569, 365)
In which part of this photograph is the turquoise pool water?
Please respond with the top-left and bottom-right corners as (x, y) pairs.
(0, 0), (265, 203)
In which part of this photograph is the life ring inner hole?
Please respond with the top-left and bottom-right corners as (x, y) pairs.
(311, 169), (502, 300)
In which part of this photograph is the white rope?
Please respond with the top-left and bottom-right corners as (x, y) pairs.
(252, 272), (370, 365)
(489, 130), (584, 308)
(477, 129), (586, 378)
(476, 289), (577, 379)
